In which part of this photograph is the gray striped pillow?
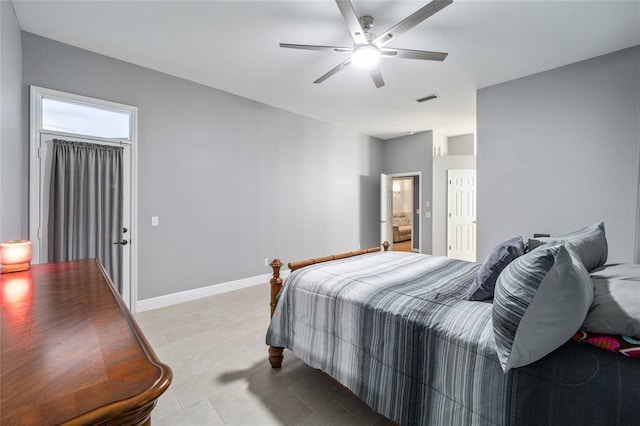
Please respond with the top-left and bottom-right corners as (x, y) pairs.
(493, 244), (593, 372)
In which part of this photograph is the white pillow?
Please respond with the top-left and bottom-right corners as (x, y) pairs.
(583, 277), (640, 337)
(493, 244), (593, 372)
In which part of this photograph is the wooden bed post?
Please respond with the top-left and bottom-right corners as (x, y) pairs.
(269, 259), (284, 368)
(267, 242), (389, 368)
(269, 259), (283, 318)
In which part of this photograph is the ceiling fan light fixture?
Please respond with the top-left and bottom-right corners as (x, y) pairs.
(280, 0), (451, 86)
(352, 44), (381, 68)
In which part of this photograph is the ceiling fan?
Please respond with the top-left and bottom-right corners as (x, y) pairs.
(280, 0), (452, 88)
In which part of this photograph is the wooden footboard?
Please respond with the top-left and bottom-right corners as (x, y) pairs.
(268, 241), (390, 368)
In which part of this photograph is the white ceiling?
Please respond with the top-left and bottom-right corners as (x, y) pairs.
(12, 0), (640, 140)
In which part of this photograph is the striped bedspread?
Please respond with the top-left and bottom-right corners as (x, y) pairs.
(266, 251), (508, 425)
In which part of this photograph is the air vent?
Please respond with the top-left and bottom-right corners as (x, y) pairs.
(416, 93), (439, 103)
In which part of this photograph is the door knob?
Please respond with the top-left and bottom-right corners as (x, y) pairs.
(113, 240), (128, 246)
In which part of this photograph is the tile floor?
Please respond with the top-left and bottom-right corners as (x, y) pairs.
(135, 284), (395, 425)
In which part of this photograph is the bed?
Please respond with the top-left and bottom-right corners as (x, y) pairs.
(266, 224), (640, 425)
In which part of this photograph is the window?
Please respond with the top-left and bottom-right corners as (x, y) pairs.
(42, 97), (131, 140)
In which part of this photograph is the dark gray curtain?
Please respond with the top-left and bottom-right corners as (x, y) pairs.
(48, 139), (124, 292)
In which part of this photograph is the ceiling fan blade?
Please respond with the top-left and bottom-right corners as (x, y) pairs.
(335, 0), (368, 45)
(313, 58), (352, 84)
(369, 66), (385, 88)
(381, 48), (448, 61)
(373, 0), (452, 47)
(280, 43), (353, 53)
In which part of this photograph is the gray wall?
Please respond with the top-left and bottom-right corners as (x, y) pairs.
(382, 131), (433, 254)
(448, 133), (475, 156)
(477, 46), (640, 263)
(360, 137), (384, 249)
(0, 1), (25, 241)
(19, 33), (380, 300)
(432, 155), (477, 257)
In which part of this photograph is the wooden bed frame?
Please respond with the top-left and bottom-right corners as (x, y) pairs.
(268, 241), (390, 368)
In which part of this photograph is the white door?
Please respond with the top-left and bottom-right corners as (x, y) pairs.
(37, 133), (132, 299)
(380, 173), (393, 249)
(447, 170), (477, 262)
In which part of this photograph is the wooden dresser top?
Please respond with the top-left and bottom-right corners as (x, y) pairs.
(1, 259), (172, 425)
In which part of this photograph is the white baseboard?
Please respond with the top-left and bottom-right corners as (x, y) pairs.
(135, 269), (291, 313)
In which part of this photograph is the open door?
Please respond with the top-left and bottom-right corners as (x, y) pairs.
(380, 173), (393, 249)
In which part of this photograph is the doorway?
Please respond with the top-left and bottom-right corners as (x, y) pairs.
(392, 177), (414, 252)
(29, 86), (138, 310)
(381, 172), (421, 253)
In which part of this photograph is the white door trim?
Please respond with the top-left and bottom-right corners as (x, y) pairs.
(29, 86), (139, 311)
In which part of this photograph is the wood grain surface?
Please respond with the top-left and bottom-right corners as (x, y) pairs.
(1, 259), (172, 425)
